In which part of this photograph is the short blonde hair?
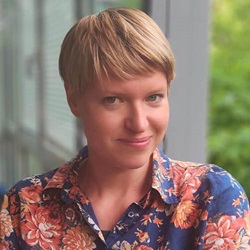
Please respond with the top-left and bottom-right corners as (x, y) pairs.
(59, 7), (175, 93)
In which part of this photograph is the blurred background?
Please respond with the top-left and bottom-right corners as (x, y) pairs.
(0, 0), (249, 197)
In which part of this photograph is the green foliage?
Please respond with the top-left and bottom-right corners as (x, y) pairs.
(208, 0), (250, 197)
(119, 0), (143, 9)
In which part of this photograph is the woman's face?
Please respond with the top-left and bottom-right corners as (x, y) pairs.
(69, 71), (169, 171)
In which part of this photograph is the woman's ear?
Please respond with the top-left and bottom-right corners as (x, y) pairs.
(64, 83), (80, 117)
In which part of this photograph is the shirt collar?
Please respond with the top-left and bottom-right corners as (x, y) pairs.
(43, 146), (178, 205)
(42, 152), (86, 203)
(151, 148), (178, 204)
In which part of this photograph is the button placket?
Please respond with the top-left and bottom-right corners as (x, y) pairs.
(110, 203), (142, 238)
(128, 211), (135, 218)
(127, 210), (140, 221)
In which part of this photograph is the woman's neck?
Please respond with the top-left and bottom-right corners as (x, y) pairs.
(77, 159), (153, 231)
(78, 158), (152, 201)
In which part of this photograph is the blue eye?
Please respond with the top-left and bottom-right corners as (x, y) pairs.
(146, 94), (163, 102)
(147, 95), (157, 101)
(104, 97), (117, 103)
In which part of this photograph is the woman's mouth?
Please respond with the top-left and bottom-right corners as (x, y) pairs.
(118, 136), (152, 149)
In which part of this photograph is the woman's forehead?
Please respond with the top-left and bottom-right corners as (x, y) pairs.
(86, 71), (168, 94)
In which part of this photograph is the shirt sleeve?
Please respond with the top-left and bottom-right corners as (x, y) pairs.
(0, 188), (22, 249)
(202, 165), (250, 249)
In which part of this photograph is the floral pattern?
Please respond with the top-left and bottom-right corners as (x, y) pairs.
(62, 226), (96, 250)
(0, 147), (249, 249)
(0, 209), (13, 238)
(20, 204), (66, 249)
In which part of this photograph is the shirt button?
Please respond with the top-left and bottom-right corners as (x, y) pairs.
(128, 211), (135, 218)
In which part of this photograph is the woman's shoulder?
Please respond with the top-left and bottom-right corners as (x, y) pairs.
(155, 149), (247, 200)
(169, 158), (249, 210)
(9, 167), (59, 194)
(169, 157), (237, 186)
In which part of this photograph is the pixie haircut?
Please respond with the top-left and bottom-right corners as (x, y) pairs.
(59, 7), (175, 93)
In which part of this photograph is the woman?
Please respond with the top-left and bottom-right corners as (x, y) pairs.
(1, 7), (249, 249)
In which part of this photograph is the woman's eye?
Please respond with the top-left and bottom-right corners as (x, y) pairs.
(146, 94), (163, 102)
(104, 96), (120, 104)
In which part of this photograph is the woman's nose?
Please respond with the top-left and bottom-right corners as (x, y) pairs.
(124, 105), (149, 133)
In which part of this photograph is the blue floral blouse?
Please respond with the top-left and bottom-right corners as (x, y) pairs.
(0, 147), (249, 249)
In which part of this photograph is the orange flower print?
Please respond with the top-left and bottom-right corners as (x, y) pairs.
(171, 162), (207, 199)
(151, 195), (166, 212)
(203, 215), (246, 250)
(20, 204), (66, 249)
(135, 229), (150, 243)
(67, 186), (80, 200)
(238, 210), (250, 248)
(171, 200), (199, 229)
(0, 240), (12, 250)
(141, 214), (152, 226)
(244, 210), (250, 231)
(0, 210), (13, 238)
(153, 217), (163, 227)
(45, 164), (70, 189)
(200, 210), (209, 221)
(20, 185), (43, 204)
(180, 167), (207, 199)
(111, 240), (132, 250)
(68, 172), (78, 185)
(9, 194), (18, 214)
(170, 163), (185, 185)
(135, 246), (154, 250)
(62, 226), (96, 249)
(65, 207), (79, 226)
(232, 198), (240, 207)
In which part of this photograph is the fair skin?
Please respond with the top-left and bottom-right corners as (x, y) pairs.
(66, 70), (169, 230)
